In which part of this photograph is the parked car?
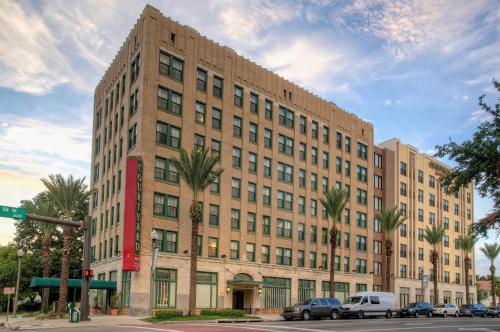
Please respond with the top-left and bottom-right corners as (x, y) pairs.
(433, 303), (460, 317)
(282, 297), (342, 320)
(340, 292), (397, 319)
(459, 304), (487, 317)
(486, 306), (500, 318)
(398, 302), (434, 318)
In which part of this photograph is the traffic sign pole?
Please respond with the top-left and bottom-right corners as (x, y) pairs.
(6, 294), (10, 323)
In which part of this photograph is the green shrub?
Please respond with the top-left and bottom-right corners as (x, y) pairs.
(153, 309), (183, 320)
(200, 309), (244, 317)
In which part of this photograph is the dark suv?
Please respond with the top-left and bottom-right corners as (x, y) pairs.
(398, 302), (434, 318)
(486, 305), (500, 318)
(459, 304), (487, 317)
(283, 298), (342, 320)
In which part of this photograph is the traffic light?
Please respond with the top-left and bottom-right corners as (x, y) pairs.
(84, 269), (94, 278)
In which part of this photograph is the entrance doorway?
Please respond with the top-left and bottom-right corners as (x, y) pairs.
(232, 290), (244, 310)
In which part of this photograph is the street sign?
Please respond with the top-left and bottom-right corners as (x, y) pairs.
(3, 287), (15, 295)
(0, 206), (27, 221)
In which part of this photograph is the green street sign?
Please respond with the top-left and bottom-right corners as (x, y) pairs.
(0, 206), (27, 220)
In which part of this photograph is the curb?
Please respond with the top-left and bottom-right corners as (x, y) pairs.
(218, 319), (263, 323)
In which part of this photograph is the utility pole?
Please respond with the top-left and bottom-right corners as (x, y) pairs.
(80, 216), (92, 321)
(13, 249), (25, 317)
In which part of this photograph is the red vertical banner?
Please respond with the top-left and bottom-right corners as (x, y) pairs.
(123, 157), (143, 271)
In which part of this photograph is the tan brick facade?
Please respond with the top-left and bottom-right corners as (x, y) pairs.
(89, 6), (474, 315)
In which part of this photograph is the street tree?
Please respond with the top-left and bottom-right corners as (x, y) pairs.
(457, 233), (479, 305)
(424, 226), (446, 305)
(480, 243), (500, 306)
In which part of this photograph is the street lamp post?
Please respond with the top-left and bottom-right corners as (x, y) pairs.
(150, 229), (160, 316)
(13, 248), (25, 318)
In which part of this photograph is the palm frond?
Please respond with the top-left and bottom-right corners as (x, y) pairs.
(480, 243), (500, 262)
(320, 187), (349, 223)
(423, 225), (446, 249)
(377, 207), (408, 238)
(41, 174), (88, 220)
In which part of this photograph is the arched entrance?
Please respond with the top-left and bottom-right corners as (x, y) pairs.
(227, 273), (263, 314)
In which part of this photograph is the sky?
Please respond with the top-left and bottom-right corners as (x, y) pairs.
(0, 0), (498, 275)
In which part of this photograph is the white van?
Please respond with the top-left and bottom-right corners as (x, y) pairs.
(340, 292), (396, 319)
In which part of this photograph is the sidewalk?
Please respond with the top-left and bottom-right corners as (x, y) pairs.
(3, 314), (149, 330)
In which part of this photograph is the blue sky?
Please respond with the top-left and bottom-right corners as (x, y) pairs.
(0, 0), (498, 274)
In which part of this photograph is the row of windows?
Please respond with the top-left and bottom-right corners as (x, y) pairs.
(92, 235), (119, 262)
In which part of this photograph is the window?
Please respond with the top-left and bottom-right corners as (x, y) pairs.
(156, 230), (178, 253)
(310, 225), (317, 243)
(356, 235), (367, 251)
(154, 268), (177, 308)
(230, 241), (239, 259)
(196, 272), (218, 308)
(278, 162), (293, 183)
(246, 243), (256, 262)
(357, 166), (367, 182)
(276, 247), (292, 266)
(277, 219), (292, 238)
(297, 250), (305, 267)
(454, 204), (460, 215)
(418, 228), (424, 241)
(234, 85), (243, 107)
(345, 136), (351, 153)
(213, 76), (223, 98)
(374, 153), (382, 168)
(418, 209), (424, 222)
(209, 204), (219, 226)
(195, 101), (205, 124)
(298, 223), (305, 241)
(400, 265), (407, 278)
(277, 190), (293, 210)
(429, 193), (435, 206)
(418, 248), (424, 260)
(374, 240), (382, 254)
(400, 202), (407, 216)
(357, 212), (367, 228)
(356, 259), (367, 273)
(374, 175), (382, 190)
(231, 178), (241, 199)
(311, 173), (317, 191)
(357, 189), (367, 205)
(418, 170), (424, 183)
(263, 157), (272, 177)
(323, 126), (329, 144)
(196, 68), (207, 91)
(323, 152), (329, 168)
(130, 53), (140, 82)
(194, 134), (205, 152)
(279, 106), (294, 128)
(156, 122), (180, 148)
(344, 160), (351, 177)
(298, 196), (305, 214)
(357, 142), (368, 160)
(159, 51), (183, 81)
(249, 122), (258, 143)
(248, 182), (257, 202)
(300, 115), (307, 134)
(248, 152), (257, 172)
(264, 128), (272, 148)
(418, 189), (424, 202)
(443, 199), (449, 212)
(153, 193), (179, 218)
(299, 142), (306, 161)
(311, 199), (317, 217)
(374, 217), (381, 233)
(311, 121), (318, 139)
(336, 132), (342, 149)
(233, 116), (242, 138)
(444, 235), (449, 247)
(429, 212), (436, 225)
(322, 177), (328, 193)
(249, 93), (259, 113)
(444, 271), (450, 283)
(263, 277), (291, 308)
(128, 123), (137, 149)
(345, 209), (351, 224)
(400, 162), (407, 176)
(262, 216), (271, 236)
(265, 100), (273, 119)
(232, 147), (241, 168)
(210, 175), (219, 194)
(262, 245), (270, 263)
(467, 192), (471, 203)
(278, 134), (294, 155)
(310, 252), (317, 268)
(400, 244), (407, 257)
(155, 157), (179, 183)
(400, 182), (407, 196)
(455, 221), (460, 232)
(443, 217), (449, 229)
(444, 253), (450, 265)
(455, 255), (461, 267)
(374, 196), (383, 211)
(130, 89), (139, 115)
(429, 175), (435, 188)
(298, 169), (306, 188)
(208, 238), (218, 257)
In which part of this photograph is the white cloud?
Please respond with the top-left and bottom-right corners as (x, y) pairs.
(384, 99), (392, 106)
(463, 109), (494, 127)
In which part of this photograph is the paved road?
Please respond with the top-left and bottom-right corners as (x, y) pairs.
(14, 317), (500, 332)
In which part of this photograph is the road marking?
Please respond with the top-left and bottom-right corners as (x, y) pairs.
(345, 324), (500, 332)
(195, 323), (277, 332)
(403, 322), (433, 325)
(121, 326), (182, 332)
(458, 328), (500, 332)
(220, 324), (327, 332)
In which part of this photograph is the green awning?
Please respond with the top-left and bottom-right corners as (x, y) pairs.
(227, 280), (263, 286)
(30, 277), (117, 290)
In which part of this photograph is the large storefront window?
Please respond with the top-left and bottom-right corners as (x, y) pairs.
(155, 268), (177, 308)
(197, 271), (218, 308)
(322, 282), (349, 302)
(121, 271), (131, 308)
(400, 287), (410, 308)
(298, 279), (315, 301)
(263, 277), (291, 308)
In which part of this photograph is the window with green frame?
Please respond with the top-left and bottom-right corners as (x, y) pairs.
(247, 212), (256, 233)
(298, 279), (316, 301)
(154, 268), (177, 308)
(230, 240), (239, 260)
(196, 272), (218, 308)
(262, 215), (271, 235)
(121, 271), (131, 308)
(208, 237), (218, 257)
(159, 51), (183, 81)
(197, 236), (202, 256)
(322, 281), (349, 301)
(231, 208), (240, 230)
(357, 212), (367, 228)
(157, 230), (178, 253)
(153, 193), (179, 219)
(156, 121), (181, 149)
(157, 86), (182, 116)
(263, 277), (291, 308)
(209, 204), (219, 226)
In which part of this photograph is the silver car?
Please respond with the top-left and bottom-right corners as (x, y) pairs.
(433, 303), (459, 317)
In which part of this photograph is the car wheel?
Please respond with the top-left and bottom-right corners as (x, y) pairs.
(385, 310), (392, 319)
(428, 311), (433, 318)
(330, 310), (339, 320)
(455, 311), (459, 317)
(284, 317), (293, 321)
(414, 311), (419, 318)
(302, 310), (310, 321)
(443, 311), (447, 318)
(358, 310), (365, 319)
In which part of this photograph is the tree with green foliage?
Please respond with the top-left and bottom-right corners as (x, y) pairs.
(424, 226), (446, 305)
(378, 207), (408, 292)
(434, 79), (499, 236)
(41, 174), (87, 316)
(457, 233), (479, 305)
(480, 243), (500, 306)
(320, 188), (349, 298)
(170, 147), (223, 315)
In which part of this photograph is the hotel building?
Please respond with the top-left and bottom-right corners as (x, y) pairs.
(89, 5), (474, 315)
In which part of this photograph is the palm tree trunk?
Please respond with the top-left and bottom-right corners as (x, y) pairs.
(465, 256), (470, 305)
(433, 251), (439, 305)
(188, 201), (201, 315)
(385, 240), (393, 292)
(490, 265), (496, 306)
(41, 236), (51, 313)
(58, 225), (72, 316)
(329, 226), (338, 297)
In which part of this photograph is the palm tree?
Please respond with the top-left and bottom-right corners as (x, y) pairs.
(480, 243), (500, 306)
(457, 233), (479, 305)
(42, 174), (87, 316)
(423, 226), (446, 305)
(378, 207), (407, 292)
(320, 188), (349, 298)
(171, 147), (223, 315)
